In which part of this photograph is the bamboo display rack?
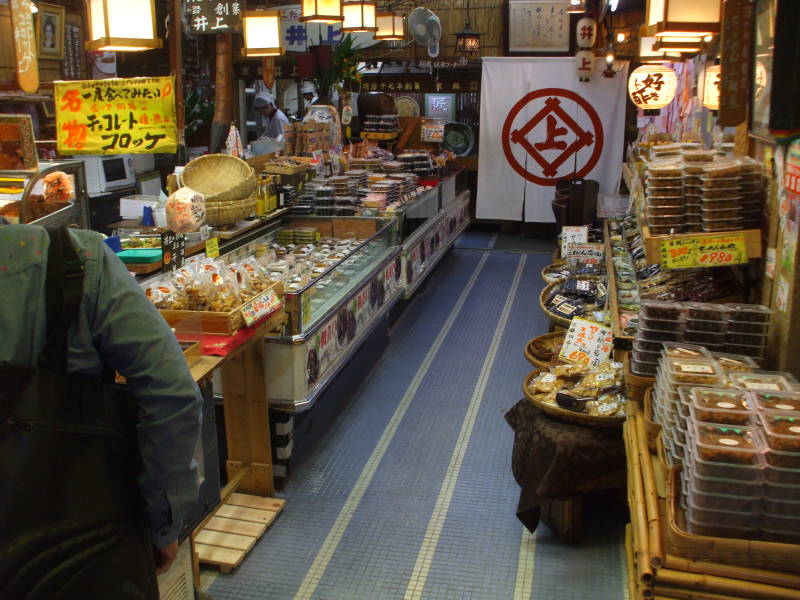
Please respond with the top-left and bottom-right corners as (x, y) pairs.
(624, 401), (800, 599)
(603, 220), (634, 346)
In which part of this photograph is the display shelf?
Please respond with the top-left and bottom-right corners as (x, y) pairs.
(641, 224), (762, 266)
(604, 221), (634, 346)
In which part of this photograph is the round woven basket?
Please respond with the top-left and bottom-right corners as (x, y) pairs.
(524, 331), (566, 369)
(540, 261), (568, 285)
(182, 154), (256, 203)
(204, 195), (256, 226)
(523, 369), (625, 428)
(539, 275), (604, 328)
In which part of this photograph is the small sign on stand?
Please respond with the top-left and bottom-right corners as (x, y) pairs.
(559, 316), (613, 367)
(560, 226), (588, 255)
(161, 232), (185, 273)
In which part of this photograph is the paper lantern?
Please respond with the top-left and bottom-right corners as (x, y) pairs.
(576, 17), (596, 49)
(703, 64), (720, 110)
(645, 0), (721, 37)
(342, 0), (377, 32)
(300, 0), (343, 23)
(567, 0), (586, 13)
(242, 10), (283, 57)
(374, 11), (404, 40)
(576, 50), (594, 82)
(86, 0), (161, 51)
(628, 64), (677, 110)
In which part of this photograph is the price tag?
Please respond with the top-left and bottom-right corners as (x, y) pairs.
(676, 363), (714, 374)
(564, 242), (604, 264)
(241, 288), (282, 327)
(205, 237), (220, 258)
(660, 233), (747, 269)
(559, 316), (614, 367)
(561, 226), (588, 256)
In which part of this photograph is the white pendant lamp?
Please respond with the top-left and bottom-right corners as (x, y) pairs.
(242, 10), (284, 57)
(645, 0), (721, 38)
(301, 0), (344, 23)
(628, 64), (678, 111)
(342, 0), (377, 32)
(86, 0), (161, 51)
(703, 64), (721, 111)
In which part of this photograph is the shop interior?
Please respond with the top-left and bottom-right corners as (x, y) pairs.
(2, 0), (800, 598)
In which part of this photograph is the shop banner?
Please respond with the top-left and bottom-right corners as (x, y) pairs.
(55, 77), (178, 155)
(476, 57), (629, 222)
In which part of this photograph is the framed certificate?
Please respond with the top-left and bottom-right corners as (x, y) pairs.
(503, 0), (577, 56)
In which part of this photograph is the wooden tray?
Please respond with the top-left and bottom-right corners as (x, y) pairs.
(522, 369), (625, 428)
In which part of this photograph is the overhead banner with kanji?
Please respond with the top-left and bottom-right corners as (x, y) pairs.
(476, 57), (629, 222)
(55, 77), (178, 155)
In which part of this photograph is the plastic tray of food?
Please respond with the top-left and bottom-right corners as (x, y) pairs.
(688, 318), (727, 333)
(688, 445), (764, 481)
(765, 448), (800, 469)
(689, 422), (764, 465)
(765, 463), (800, 486)
(635, 338), (663, 353)
(738, 157), (762, 174)
(649, 215), (686, 228)
(687, 499), (759, 529)
(686, 217), (703, 225)
(646, 164), (684, 178)
(683, 150), (718, 163)
(740, 181), (763, 192)
(690, 388), (754, 425)
(638, 325), (681, 343)
(761, 513), (800, 534)
(685, 175), (702, 184)
(688, 466), (763, 498)
(685, 302), (729, 322)
(762, 529), (800, 545)
(661, 343), (715, 362)
(687, 517), (758, 539)
(665, 356), (722, 385)
(726, 344), (767, 359)
(642, 299), (683, 320)
(763, 494), (800, 517)
(649, 205), (686, 217)
(702, 218), (743, 232)
(726, 303), (771, 323)
(686, 205), (702, 216)
(701, 188), (741, 200)
(712, 352), (759, 373)
(687, 482), (762, 513)
(631, 358), (658, 377)
(702, 159), (742, 179)
(632, 346), (660, 365)
(726, 319), (769, 334)
(700, 197), (740, 210)
(700, 206), (741, 220)
(682, 329), (727, 346)
(648, 187), (685, 197)
(760, 412), (800, 453)
(764, 480), (800, 503)
(730, 373), (792, 393)
(684, 164), (707, 175)
(646, 176), (684, 187)
(752, 392), (800, 413)
(699, 177), (741, 189)
(649, 224), (687, 235)
(647, 196), (684, 208)
(726, 331), (769, 346)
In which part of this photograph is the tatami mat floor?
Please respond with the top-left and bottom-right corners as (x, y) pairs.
(204, 235), (627, 600)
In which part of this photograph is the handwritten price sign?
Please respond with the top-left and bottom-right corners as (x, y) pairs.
(55, 77), (178, 155)
(660, 233), (747, 269)
(241, 288), (282, 327)
(559, 317), (613, 367)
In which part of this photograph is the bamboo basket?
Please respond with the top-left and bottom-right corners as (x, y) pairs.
(540, 261), (567, 284)
(522, 369), (625, 428)
(261, 157), (312, 175)
(204, 195), (257, 226)
(182, 154), (256, 202)
(523, 331), (565, 369)
(643, 387), (662, 451)
(625, 350), (656, 403)
(539, 275), (604, 329)
(666, 467), (800, 574)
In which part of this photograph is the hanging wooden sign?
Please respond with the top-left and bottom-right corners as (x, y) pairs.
(186, 0), (243, 34)
(9, 0), (39, 93)
(719, 0), (753, 127)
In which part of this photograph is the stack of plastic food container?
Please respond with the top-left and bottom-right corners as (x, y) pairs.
(725, 303), (772, 359)
(645, 160), (685, 235)
(701, 158), (742, 232)
(752, 391), (800, 543)
(682, 150), (717, 233)
(739, 157), (765, 229)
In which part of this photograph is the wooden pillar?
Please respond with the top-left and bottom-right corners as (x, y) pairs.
(169, 0), (185, 145)
(220, 334), (274, 497)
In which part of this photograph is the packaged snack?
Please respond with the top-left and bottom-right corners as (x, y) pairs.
(530, 372), (565, 394)
(730, 373), (792, 393)
(702, 217), (742, 232)
(700, 206), (741, 219)
(198, 261), (241, 312)
(726, 303), (771, 323)
(690, 389), (753, 425)
(665, 357), (722, 384)
(662, 341), (710, 359)
(682, 329), (726, 346)
(144, 279), (188, 310)
(701, 188), (741, 199)
(752, 392), (800, 413)
(700, 198), (740, 210)
(650, 224), (686, 235)
(646, 176), (684, 187)
(691, 423), (763, 465)
(761, 413), (800, 452)
(649, 205), (685, 217)
(712, 353), (759, 373)
(683, 150), (717, 163)
(685, 302), (728, 322)
(702, 159), (742, 179)
(649, 214), (685, 226)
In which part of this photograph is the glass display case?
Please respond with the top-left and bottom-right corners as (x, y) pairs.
(0, 160), (88, 228)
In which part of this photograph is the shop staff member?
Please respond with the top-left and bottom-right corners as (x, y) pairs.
(254, 91), (289, 140)
(301, 81), (318, 110)
(0, 224), (202, 595)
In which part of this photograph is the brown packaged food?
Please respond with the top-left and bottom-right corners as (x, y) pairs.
(702, 159), (742, 179)
(761, 413), (800, 452)
(691, 389), (753, 425)
(692, 423), (763, 465)
(649, 187), (684, 197)
(700, 176), (741, 189)
(753, 393), (800, 413)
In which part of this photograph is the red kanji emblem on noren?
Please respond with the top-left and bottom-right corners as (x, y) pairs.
(502, 88), (604, 186)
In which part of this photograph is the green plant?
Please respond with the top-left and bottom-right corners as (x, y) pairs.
(313, 34), (364, 100)
(185, 87), (215, 137)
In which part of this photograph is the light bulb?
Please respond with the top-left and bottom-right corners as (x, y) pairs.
(703, 35), (713, 42)
(616, 32), (625, 42)
(606, 52), (614, 64)
(30, 2), (38, 13)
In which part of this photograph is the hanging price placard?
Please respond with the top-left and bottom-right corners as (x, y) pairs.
(241, 288), (282, 327)
(559, 317), (614, 367)
(55, 77), (178, 155)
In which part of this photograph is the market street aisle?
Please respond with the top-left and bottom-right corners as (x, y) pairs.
(206, 246), (626, 600)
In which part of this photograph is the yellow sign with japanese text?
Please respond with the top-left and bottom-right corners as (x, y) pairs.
(55, 77), (177, 155)
(660, 233), (748, 269)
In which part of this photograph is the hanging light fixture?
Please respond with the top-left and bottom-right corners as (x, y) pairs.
(454, 0), (482, 55)
(645, 0), (721, 38)
(300, 0), (343, 23)
(638, 36), (670, 62)
(575, 49), (594, 82)
(342, 0), (377, 32)
(86, 0), (161, 51)
(576, 16), (597, 49)
(703, 64), (721, 111)
(628, 64), (678, 111)
(567, 0), (586, 14)
(652, 37), (703, 53)
(374, 11), (404, 40)
(242, 10), (283, 57)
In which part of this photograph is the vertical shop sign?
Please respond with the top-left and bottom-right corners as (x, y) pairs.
(62, 24), (84, 80)
(54, 77), (178, 155)
(186, 0), (242, 34)
(10, 0), (38, 93)
(161, 232), (185, 273)
(719, 0), (753, 127)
